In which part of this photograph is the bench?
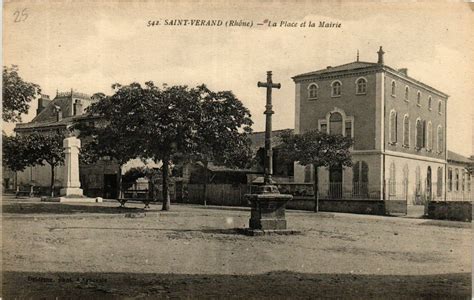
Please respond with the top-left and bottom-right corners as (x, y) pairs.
(15, 185), (41, 198)
(119, 189), (153, 208)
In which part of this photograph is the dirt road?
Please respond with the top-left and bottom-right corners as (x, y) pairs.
(2, 196), (471, 298)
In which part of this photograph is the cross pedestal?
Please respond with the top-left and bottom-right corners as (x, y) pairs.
(243, 71), (294, 235)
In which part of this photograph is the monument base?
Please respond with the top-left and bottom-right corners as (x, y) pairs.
(246, 191), (293, 231)
(237, 228), (301, 236)
(42, 196), (103, 203)
(60, 187), (83, 197)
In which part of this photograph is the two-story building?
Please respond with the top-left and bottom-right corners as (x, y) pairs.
(292, 47), (450, 204)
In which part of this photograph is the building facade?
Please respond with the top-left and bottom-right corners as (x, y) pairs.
(292, 47), (457, 203)
(13, 90), (121, 198)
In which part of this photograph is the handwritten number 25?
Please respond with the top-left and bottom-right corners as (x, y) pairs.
(13, 8), (28, 23)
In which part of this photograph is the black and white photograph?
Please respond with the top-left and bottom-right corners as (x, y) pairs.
(2, 1), (473, 298)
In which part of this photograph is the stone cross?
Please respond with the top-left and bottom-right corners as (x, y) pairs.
(59, 136), (83, 197)
(258, 71), (281, 185)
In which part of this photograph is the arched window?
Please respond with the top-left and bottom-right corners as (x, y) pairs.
(462, 171), (465, 192)
(403, 164), (409, 199)
(329, 112), (343, 135)
(356, 77), (367, 94)
(391, 81), (396, 96)
(438, 101), (442, 114)
(415, 166), (421, 196)
(428, 97), (432, 110)
(405, 86), (409, 101)
(331, 81), (342, 97)
(437, 126), (444, 153)
(389, 110), (397, 144)
(455, 169), (459, 191)
(353, 161), (369, 196)
(426, 122), (432, 150)
(415, 119), (423, 149)
(308, 84), (318, 99)
(448, 168), (453, 191)
(403, 115), (410, 147)
(389, 162), (396, 196)
(417, 91), (421, 106)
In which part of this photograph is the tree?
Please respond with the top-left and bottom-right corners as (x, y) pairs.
(85, 82), (254, 211)
(2, 132), (65, 196)
(279, 130), (353, 212)
(3, 65), (41, 122)
(192, 85), (253, 205)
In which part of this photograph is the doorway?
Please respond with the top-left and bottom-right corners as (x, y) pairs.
(329, 165), (343, 199)
(103, 174), (118, 199)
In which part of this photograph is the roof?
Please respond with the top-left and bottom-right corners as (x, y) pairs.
(292, 60), (448, 98)
(248, 129), (294, 150)
(448, 150), (473, 165)
(293, 61), (378, 78)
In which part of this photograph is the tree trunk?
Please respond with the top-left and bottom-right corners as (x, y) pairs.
(203, 160), (208, 206)
(117, 163), (123, 200)
(314, 165), (319, 212)
(162, 157), (171, 211)
(50, 164), (55, 197)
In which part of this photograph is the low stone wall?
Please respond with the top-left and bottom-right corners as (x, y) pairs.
(426, 201), (472, 222)
(286, 197), (387, 215)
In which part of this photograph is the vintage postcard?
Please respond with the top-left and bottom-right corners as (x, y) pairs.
(2, 1), (473, 298)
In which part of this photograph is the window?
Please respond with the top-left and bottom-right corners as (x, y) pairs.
(320, 123), (327, 133)
(415, 119), (423, 149)
(345, 121), (352, 138)
(389, 162), (396, 196)
(428, 97), (432, 110)
(403, 115), (410, 147)
(448, 168), (453, 191)
(437, 126), (444, 153)
(416, 166), (421, 196)
(468, 173), (471, 192)
(356, 77), (367, 94)
(308, 84), (318, 99)
(353, 161), (369, 197)
(389, 110), (397, 144)
(403, 165), (409, 199)
(417, 91), (421, 106)
(329, 112), (343, 135)
(438, 101), (442, 114)
(426, 122), (432, 150)
(405, 86), (409, 101)
(462, 172), (465, 192)
(331, 81), (342, 97)
(437, 167), (443, 197)
(391, 81), (396, 96)
(454, 169), (459, 191)
(455, 169), (459, 191)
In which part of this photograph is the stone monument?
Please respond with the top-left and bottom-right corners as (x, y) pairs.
(60, 136), (84, 197)
(244, 71), (293, 235)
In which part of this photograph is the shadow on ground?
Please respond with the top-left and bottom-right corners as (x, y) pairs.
(2, 271), (470, 299)
(2, 202), (148, 215)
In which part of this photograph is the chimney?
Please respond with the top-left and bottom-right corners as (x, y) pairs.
(326, 66), (332, 69)
(54, 105), (62, 122)
(377, 46), (385, 64)
(73, 100), (83, 116)
(398, 68), (408, 76)
(36, 94), (51, 116)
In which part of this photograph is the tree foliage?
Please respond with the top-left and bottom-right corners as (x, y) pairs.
(278, 130), (353, 169)
(3, 65), (41, 122)
(278, 129), (353, 212)
(2, 132), (65, 196)
(83, 82), (253, 210)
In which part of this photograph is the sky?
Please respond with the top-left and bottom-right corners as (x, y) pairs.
(3, 0), (473, 156)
